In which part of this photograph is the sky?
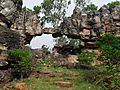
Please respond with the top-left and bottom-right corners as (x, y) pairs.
(23, 0), (117, 10)
(23, 0), (117, 49)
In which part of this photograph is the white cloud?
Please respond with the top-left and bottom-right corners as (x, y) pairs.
(23, 0), (43, 9)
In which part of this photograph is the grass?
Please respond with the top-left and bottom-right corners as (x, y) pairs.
(0, 65), (102, 90)
(22, 68), (100, 90)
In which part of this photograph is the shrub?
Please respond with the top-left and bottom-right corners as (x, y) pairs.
(8, 49), (32, 78)
(77, 51), (94, 65)
(96, 33), (120, 72)
(35, 58), (52, 71)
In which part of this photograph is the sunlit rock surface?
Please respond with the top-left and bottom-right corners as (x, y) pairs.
(0, 0), (22, 28)
(11, 9), (42, 44)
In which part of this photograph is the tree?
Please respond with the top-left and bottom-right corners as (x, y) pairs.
(107, 1), (120, 8)
(41, 0), (68, 27)
(74, 0), (90, 8)
(40, 0), (90, 27)
(33, 6), (41, 15)
(83, 3), (98, 12)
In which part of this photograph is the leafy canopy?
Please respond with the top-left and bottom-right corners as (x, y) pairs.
(107, 0), (120, 8)
(40, 0), (90, 27)
(83, 3), (98, 11)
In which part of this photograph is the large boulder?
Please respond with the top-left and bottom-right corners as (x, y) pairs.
(0, 0), (23, 84)
(11, 9), (42, 44)
(0, 0), (22, 28)
(0, 26), (23, 49)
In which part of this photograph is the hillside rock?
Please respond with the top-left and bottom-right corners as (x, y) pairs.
(0, 26), (23, 49)
(11, 9), (42, 44)
(11, 5), (120, 44)
(0, 0), (22, 28)
(0, 0), (23, 84)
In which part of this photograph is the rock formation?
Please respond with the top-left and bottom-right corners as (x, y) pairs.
(11, 9), (42, 44)
(0, 0), (23, 83)
(29, 5), (119, 41)
(11, 5), (120, 45)
(0, 0), (22, 28)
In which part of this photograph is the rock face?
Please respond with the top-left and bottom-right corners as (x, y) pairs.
(59, 5), (120, 39)
(11, 5), (120, 44)
(0, 0), (22, 28)
(0, 0), (23, 84)
(0, 0), (23, 50)
(0, 26), (23, 49)
(11, 9), (42, 44)
(41, 6), (120, 39)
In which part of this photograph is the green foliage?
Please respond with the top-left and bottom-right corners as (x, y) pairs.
(33, 6), (41, 15)
(107, 1), (120, 8)
(95, 72), (120, 90)
(22, 0), (90, 27)
(22, 6), (33, 12)
(41, 0), (68, 27)
(55, 36), (81, 48)
(77, 51), (94, 65)
(9, 49), (32, 76)
(40, 0), (90, 27)
(96, 33), (120, 71)
(83, 3), (98, 11)
(39, 58), (50, 65)
(74, 0), (90, 8)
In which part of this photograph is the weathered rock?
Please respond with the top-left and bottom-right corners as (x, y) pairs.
(0, 0), (23, 48)
(0, 26), (24, 84)
(3, 84), (15, 90)
(15, 83), (27, 90)
(0, 26), (23, 49)
(67, 55), (78, 63)
(0, 69), (12, 84)
(0, 0), (22, 28)
(0, 61), (8, 67)
(0, 0), (23, 84)
(11, 9), (42, 44)
(10, 5), (120, 44)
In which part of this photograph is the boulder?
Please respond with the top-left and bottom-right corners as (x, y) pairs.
(0, 0), (22, 28)
(11, 9), (42, 44)
(0, 69), (12, 84)
(0, 0), (23, 84)
(0, 26), (23, 49)
(67, 55), (78, 64)
(15, 83), (27, 90)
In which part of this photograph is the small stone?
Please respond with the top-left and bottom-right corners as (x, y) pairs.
(15, 83), (27, 90)
(56, 81), (73, 88)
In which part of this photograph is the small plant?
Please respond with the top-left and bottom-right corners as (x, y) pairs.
(77, 51), (94, 65)
(8, 49), (32, 79)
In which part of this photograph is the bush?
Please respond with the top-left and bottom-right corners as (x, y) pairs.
(9, 49), (32, 78)
(77, 51), (94, 65)
(96, 33), (120, 71)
